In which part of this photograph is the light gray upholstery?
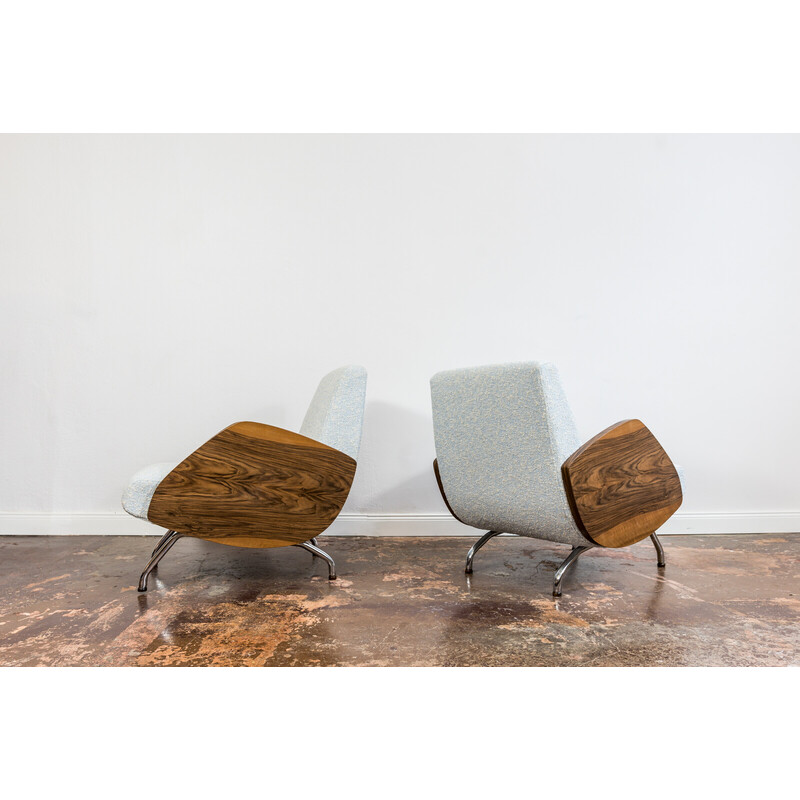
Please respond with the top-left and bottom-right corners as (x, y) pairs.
(122, 365), (367, 523)
(430, 362), (589, 547)
(300, 365), (368, 461)
(121, 462), (176, 521)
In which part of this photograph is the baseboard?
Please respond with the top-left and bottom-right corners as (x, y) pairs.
(0, 511), (798, 536)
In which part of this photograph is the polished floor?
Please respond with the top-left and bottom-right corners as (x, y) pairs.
(1, 534), (798, 666)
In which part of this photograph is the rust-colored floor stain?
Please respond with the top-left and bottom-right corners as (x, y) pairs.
(1, 535), (798, 666)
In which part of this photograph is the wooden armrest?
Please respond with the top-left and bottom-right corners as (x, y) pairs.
(561, 419), (682, 548)
(147, 422), (357, 548)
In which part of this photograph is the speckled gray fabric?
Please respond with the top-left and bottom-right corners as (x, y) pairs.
(121, 462), (176, 521)
(299, 365), (367, 461)
(431, 362), (590, 547)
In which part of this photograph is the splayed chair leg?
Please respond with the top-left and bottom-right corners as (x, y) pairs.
(465, 531), (503, 574)
(139, 531), (183, 592)
(309, 537), (318, 547)
(295, 541), (337, 580)
(151, 529), (176, 557)
(553, 545), (593, 597)
(651, 532), (666, 568)
(148, 530), (180, 563)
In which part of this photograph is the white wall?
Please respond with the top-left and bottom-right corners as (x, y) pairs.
(1, 135), (798, 533)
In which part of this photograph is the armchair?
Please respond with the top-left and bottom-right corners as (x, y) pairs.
(122, 365), (367, 591)
(430, 362), (683, 596)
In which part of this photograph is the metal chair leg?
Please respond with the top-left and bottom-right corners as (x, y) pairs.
(151, 529), (176, 557)
(295, 542), (337, 580)
(465, 531), (503, 574)
(138, 531), (183, 592)
(651, 532), (666, 568)
(553, 545), (593, 597)
(309, 537), (318, 547)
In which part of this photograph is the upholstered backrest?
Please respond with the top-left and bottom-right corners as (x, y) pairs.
(430, 362), (587, 546)
(300, 365), (368, 461)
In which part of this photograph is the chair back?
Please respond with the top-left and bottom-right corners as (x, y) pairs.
(300, 365), (368, 461)
(430, 362), (586, 545)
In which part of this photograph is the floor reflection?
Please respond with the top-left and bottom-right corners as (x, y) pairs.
(0, 534), (798, 666)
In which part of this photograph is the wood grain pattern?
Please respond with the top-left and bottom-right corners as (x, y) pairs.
(432, 459), (466, 524)
(147, 422), (356, 548)
(561, 419), (682, 548)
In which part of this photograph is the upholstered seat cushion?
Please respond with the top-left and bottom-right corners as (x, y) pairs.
(121, 462), (176, 520)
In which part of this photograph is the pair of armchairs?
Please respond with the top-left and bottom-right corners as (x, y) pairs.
(123, 362), (682, 596)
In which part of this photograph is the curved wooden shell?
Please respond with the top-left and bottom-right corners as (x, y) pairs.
(147, 422), (356, 548)
(561, 419), (682, 548)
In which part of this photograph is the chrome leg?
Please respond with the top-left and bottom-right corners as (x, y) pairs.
(149, 530), (180, 564)
(465, 531), (503, 574)
(295, 542), (337, 580)
(651, 532), (666, 568)
(553, 545), (593, 597)
(309, 537), (318, 547)
(151, 529), (176, 557)
(138, 531), (183, 592)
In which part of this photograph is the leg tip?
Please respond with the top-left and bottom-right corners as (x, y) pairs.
(465, 567), (473, 574)
(329, 574), (337, 581)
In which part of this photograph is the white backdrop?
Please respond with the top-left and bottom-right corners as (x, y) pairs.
(1, 134), (798, 534)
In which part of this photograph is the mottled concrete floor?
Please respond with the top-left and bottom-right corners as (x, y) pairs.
(0, 534), (798, 666)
